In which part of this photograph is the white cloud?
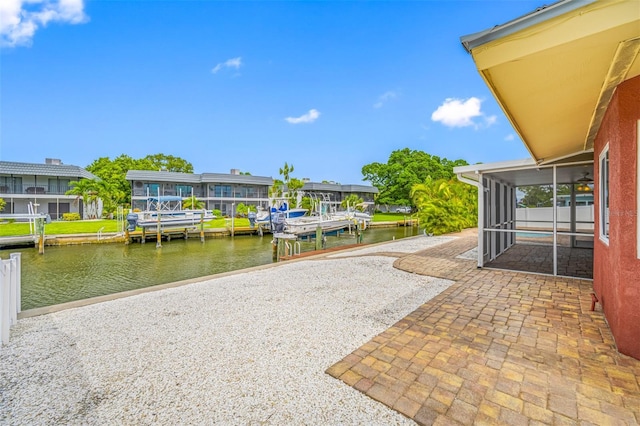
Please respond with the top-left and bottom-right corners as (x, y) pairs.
(1, 0), (88, 48)
(212, 57), (242, 74)
(485, 115), (497, 126)
(431, 97), (496, 129)
(504, 133), (515, 141)
(285, 109), (320, 124)
(373, 91), (397, 108)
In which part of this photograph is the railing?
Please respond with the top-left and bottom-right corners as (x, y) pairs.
(284, 241), (301, 257)
(0, 184), (73, 196)
(0, 253), (21, 346)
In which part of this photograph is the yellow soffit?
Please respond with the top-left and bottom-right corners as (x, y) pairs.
(468, 0), (640, 162)
(470, 0), (640, 71)
(586, 36), (640, 150)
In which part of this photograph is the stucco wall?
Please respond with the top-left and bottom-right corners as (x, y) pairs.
(593, 75), (640, 360)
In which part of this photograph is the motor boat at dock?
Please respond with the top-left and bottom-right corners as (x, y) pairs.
(126, 196), (216, 231)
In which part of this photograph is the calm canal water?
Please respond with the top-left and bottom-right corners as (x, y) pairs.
(3, 227), (420, 310)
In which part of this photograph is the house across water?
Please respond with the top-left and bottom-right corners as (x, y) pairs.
(125, 169), (377, 216)
(0, 158), (96, 220)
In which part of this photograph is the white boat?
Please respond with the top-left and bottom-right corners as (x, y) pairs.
(331, 208), (372, 228)
(283, 214), (353, 237)
(281, 198), (356, 237)
(126, 196), (216, 231)
(255, 201), (307, 224)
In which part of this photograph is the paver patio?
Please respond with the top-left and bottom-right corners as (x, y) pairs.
(486, 243), (593, 279)
(327, 230), (640, 425)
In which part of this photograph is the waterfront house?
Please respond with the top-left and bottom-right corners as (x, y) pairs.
(300, 181), (378, 205)
(126, 169), (378, 215)
(126, 169), (273, 216)
(454, 0), (640, 359)
(0, 159), (96, 220)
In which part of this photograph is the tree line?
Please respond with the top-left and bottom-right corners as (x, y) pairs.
(10, 148), (481, 235)
(361, 148), (478, 235)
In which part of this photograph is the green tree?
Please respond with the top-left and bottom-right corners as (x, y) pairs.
(286, 178), (305, 208)
(95, 179), (124, 216)
(182, 196), (204, 210)
(269, 179), (284, 199)
(362, 148), (468, 209)
(519, 184), (571, 207)
(234, 203), (256, 217)
(0, 197), (5, 213)
(341, 194), (364, 211)
(66, 179), (101, 219)
(411, 178), (477, 235)
(279, 162), (294, 182)
(86, 153), (193, 207)
(142, 154), (194, 173)
(274, 162), (304, 208)
(300, 196), (314, 211)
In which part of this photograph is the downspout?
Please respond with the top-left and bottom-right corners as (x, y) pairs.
(456, 174), (479, 188)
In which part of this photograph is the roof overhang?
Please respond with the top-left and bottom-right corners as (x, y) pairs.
(461, 0), (640, 163)
(454, 156), (593, 187)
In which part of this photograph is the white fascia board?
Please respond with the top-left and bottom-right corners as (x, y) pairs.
(453, 158), (537, 175)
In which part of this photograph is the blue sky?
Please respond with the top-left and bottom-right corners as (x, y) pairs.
(1, 0), (542, 184)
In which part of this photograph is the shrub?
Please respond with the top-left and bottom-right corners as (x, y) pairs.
(62, 212), (82, 221)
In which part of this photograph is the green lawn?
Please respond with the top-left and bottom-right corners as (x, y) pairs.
(0, 220), (119, 236)
(0, 217), (253, 237)
(372, 212), (416, 222)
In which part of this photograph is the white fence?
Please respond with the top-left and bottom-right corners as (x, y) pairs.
(516, 205), (595, 231)
(0, 253), (21, 346)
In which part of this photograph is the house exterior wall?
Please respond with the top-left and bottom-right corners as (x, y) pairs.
(129, 179), (272, 216)
(593, 75), (640, 359)
(128, 172), (378, 216)
(0, 173), (84, 219)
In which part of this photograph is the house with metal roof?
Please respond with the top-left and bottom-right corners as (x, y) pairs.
(454, 0), (640, 359)
(0, 159), (97, 219)
(126, 169), (378, 215)
(126, 169), (273, 215)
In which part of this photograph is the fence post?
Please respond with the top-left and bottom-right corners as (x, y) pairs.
(10, 253), (21, 315)
(8, 257), (17, 325)
(1, 260), (10, 345)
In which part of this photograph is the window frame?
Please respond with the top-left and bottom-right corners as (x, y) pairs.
(599, 143), (610, 245)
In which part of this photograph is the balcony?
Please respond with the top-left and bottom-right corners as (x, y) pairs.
(0, 184), (73, 196)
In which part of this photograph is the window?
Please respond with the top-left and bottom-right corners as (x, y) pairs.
(213, 185), (232, 197)
(144, 183), (160, 196)
(176, 185), (193, 197)
(599, 144), (609, 243)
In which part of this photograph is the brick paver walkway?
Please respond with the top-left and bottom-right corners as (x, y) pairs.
(327, 230), (640, 425)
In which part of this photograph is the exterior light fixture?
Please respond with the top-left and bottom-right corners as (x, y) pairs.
(576, 172), (593, 192)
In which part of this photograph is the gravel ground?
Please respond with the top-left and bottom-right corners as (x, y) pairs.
(1, 238), (455, 425)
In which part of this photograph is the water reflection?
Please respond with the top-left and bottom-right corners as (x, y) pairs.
(4, 227), (420, 310)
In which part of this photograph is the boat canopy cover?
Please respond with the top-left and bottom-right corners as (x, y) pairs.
(147, 196), (183, 202)
(271, 202), (289, 212)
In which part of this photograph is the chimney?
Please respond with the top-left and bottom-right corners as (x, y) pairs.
(45, 158), (62, 165)
(230, 169), (240, 175)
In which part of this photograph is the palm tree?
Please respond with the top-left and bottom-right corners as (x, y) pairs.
(341, 194), (364, 211)
(182, 196), (204, 210)
(411, 178), (477, 235)
(66, 179), (100, 219)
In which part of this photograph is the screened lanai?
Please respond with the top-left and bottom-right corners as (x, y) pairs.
(456, 155), (594, 279)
